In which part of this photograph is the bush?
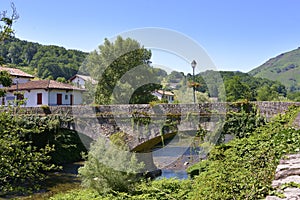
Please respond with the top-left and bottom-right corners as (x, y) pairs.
(78, 137), (145, 195)
(0, 110), (56, 195)
(51, 178), (192, 200)
(217, 102), (266, 143)
(189, 106), (300, 199)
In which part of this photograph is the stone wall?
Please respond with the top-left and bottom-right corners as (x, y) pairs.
(13, 101), (300, 119)
(11, 101), (299, 151)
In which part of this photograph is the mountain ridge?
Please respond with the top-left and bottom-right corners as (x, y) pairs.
(249, 47), (300, 91)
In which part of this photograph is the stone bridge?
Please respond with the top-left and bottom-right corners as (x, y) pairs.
(16, 101), (300, 175)
(18, 102), (300, 148)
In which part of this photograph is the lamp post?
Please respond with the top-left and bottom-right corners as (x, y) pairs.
(191, 60), (197, 103)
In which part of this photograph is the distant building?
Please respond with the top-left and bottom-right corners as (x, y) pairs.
(0, 66), (34, 86)
(152, 90), (175, 103)
(69, 74), (98, 88)
(4, 80), (85, 107)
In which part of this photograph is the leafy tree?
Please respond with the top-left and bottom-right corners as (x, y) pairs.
(83, 36), (161, 104)
(56, 77), (67, 83)
(0, 3), (18, 44)
(196, 92), (211, 103)
(256, 85), (279, 101)
(0, 4), (16, 96)
(287, 91), (300, 102)
(0, 110), (57, 195)
(0, 37), (87, 79)
(224, 76), (252, 101)
(78, 136), (144, 195)
(0, 70), (12, 96)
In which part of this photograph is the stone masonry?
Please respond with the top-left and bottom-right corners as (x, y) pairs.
(266, 154), (300, 200)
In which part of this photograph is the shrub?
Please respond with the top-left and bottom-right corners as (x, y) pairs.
(189, 106), (300, 199)
(78, 137), (145, 195)
(0, 110), (56, 195)
(51, 178), (192, 200)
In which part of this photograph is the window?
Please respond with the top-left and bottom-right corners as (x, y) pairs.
(65, 94), (68, 100)
(37, 93), (42, 105)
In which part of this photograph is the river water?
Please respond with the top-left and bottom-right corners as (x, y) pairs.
(158, 169), (189, 179)
(153, 146), (201, 179)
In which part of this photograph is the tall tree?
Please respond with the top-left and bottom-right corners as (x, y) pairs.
(0, 3), (18, 44)
(0, 3), (17, 96)
(224, 76), (252, 102)
(83, 36), (161, 104)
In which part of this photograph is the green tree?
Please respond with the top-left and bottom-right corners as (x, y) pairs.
(0, 68), (12, 97)
(0, 3), (18, 44)
(78, 137), (144, 195)
(0, 110), (56, 195)
(196, 92), (211, 103)
(7, 42), (21, 64)
(224, 76), (252, 101)
(83, 36), (160, 104)
(0, 4), (16, 96)
(56, 76), (66, 83)
(256, 85), (279, 101)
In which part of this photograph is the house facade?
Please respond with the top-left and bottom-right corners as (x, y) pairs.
(5, 80), (84, 107)
(69, 74), (98, 89)
(152, 90), (175, 103)
(0, 66), (34, 87)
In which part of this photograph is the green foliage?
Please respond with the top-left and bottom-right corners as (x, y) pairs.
(196, 91), (210, 102)
(0, 110), (56, 195)
(0, 37), (87, 79)
(51, 178), (192, 200)
(0, 3), (18, 45)
(217, 103), (266, 143)
(131, 178), (192, 200)
(169, 70), (287, 102)
(249, 47), (300, 92)
(56, 77), (67, 83)
(0, 70), (12, 97)
(148, 98), (168, 107)
(15, 114), (87, 164)
(0, 108), (87, 196)
(224, 75), (252, 101)
(189, 106), (300, 200)
(287, 91), (300, 102)
(83, 36), (161, 105)
(50, 189), (103, 200)
(78, 137), (145, 195)
(256, 85), (279, 101)
(109, 131), (129, 148)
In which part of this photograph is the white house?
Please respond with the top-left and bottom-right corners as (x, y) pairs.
(152, 90), (175, 103)
(69, 74), (98, 88)
(5, 80), (85, 107)
(0, 66), (34, 86)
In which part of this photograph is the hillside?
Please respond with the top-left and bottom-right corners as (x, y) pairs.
(160, 70), (287, 102)
(249, 47), (300, 91)
(0, 37), (88, 80)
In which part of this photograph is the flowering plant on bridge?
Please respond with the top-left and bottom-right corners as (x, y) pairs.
(188, 81), (200, 88)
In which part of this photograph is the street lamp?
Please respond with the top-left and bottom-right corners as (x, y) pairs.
(191, 60), (197, 103)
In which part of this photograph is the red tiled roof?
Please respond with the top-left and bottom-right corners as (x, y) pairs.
(7, 80), (85, 91)
(0, 67), (34, 78)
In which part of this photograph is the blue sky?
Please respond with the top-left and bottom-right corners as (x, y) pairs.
(1, 0), (300, 73)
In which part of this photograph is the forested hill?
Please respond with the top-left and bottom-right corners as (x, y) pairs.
(249, 47), (300, 92)
(0, 37), (88, 80)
